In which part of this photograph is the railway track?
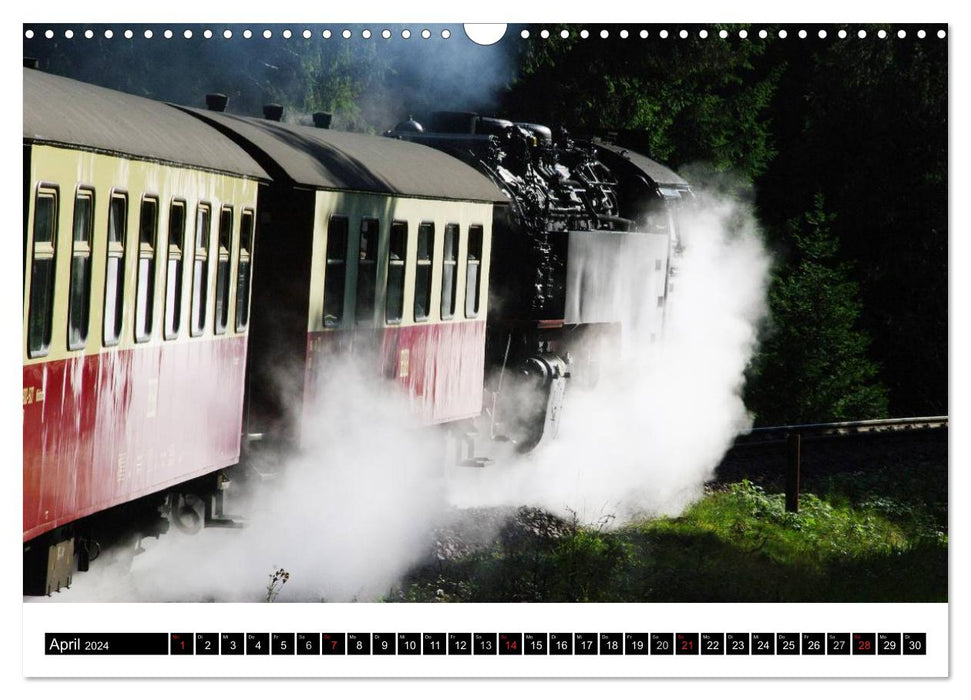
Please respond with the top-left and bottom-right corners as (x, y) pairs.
(716, 416), (948, 513)
(731, 416), (948, 447)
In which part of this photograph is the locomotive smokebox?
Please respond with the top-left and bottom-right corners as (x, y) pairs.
(205, 93), (228, 112)
(263, 103), (284, 121)
(312, 111), (332, 129)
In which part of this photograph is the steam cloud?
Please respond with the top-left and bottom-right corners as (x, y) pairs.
(448, 184), (771, 522)
(33, 184), (769, 602)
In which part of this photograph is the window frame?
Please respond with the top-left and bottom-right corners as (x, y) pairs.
(214, 205), (233, 336)
(323, 215), (349, 328)
(235, 208), (255, 332)
(190, 202), (212, 338)
(134, 196), (159, 343)
(414, 221), (435, 322)
(66, 186), (95, 351)
(163, 199), (187, 340)
(103, 190), (128, 347)
(26, 184), (60, 358)
(465, 224), (484, 319)
(440, 223), (459, 321)
(385, 220), (408, 324)
(355, 217), (380, 325)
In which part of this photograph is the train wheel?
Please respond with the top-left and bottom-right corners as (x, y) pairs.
(169, 494), (204, 535)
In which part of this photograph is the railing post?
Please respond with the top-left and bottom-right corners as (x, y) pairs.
(786, 433), (801, 513)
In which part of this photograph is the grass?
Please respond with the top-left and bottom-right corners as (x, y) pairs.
(394, 478), (947, 603)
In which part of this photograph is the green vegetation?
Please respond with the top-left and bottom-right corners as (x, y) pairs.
(395, 478), (946, 604)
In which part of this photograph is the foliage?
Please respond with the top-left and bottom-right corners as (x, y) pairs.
(265, 567), (290, 602)
(396, 478), (945, 603)
(501, 25), (780, 181)
(745, 194), (889, 425)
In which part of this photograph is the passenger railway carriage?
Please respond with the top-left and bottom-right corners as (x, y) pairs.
(23, 68), (267, 594)
(184, 105), (507, 444)
(23, 67), (690, 595)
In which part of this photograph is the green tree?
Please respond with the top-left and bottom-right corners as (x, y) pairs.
(746, 195), (889, 425)
(500, 25), (780, 181)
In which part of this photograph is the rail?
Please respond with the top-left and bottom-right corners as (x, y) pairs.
(726, 416), (947, 513)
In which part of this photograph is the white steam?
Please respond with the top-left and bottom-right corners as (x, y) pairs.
(35, 186), (769, 602)
(448, 187), (770, 522)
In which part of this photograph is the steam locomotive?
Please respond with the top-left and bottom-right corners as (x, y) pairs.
(22, 67), (689, 595)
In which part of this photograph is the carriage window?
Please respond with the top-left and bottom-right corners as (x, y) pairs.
(324, 216), (348, 327)
(164, 201), (186, 339)
(414, 222), (434, 322)
(465, 224), (483, 318)
(235, 209), (254, 332)
(27, 187), (58, 357)
(356, 217), (379, 324)
(103, 193), (127, 346)
(386, 221), (408, 323)
(67, 189), (95, 350)
(190, 204), (211, 337)
(135, 198), (159, 342)
(214, 206), (233, 335)
(441, 223), (459, 320)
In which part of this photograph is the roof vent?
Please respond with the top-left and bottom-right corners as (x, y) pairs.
(24, 57), (38, 69)
(263, 104), (284, 122)
(205, 93), (228, 112)
(312, 112), (333, 129)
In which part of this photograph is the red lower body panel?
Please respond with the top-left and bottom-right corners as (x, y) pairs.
(304, 321), (486, 433)
(23, 337), (247, 542)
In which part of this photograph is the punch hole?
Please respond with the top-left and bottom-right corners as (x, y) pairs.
(65, 29), (74, 39)
(699, 29), (709, 38)
(85, 29), (93, 39)
(144, 29), (153, 39)
(857, 29), (867, 38)
(560, 29), (569, 39)
(719, 29), (728, 39)
(659, 29), (668, 38)
(382, 29), (392, 39)
(620, 29), (629, 39)
(164, 29), (173, 39)
(283, 29), (292, 39)
(818, 30), (827, 39)
(464, 24), (507, 45)
(362, 29), (372, 39)
(877, 29), (886, 39)
(223, 29), (232, 39)
(541, 29), (550, 39)
(243, 29), (252, 39)
(838, 29), (847, 38)
(263, 30), (273, 39)
(778, 29), (788, 38)
(342, 29), (352, 39)
(184, 30), (193, 39)
(401, 29), (411, 39)
(600, 29), (609, 39)
(421, 29), (431, 39)
(44, 29), (53, 39)
(582, 29), (591, 39)
(105, 29), (113, 38)
(738, 29), (748, 39)
(639, 30), (648, 38)
(124, 30), (133, 39)
(441, 29), (451, 39)
(758, 29), (767, 39)
(302, 29), (311, 39)
(203, 29), (213, 39)
(322, 30), (331, 39)
(938, 29), (946, 38)
(917, 29), (926, 38)
(25, 29), (34, 39)
(520, 29), (530, 39)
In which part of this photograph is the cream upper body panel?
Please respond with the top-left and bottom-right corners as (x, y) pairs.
(307, 190), (493, 333)
(24, 144), (259, 365)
